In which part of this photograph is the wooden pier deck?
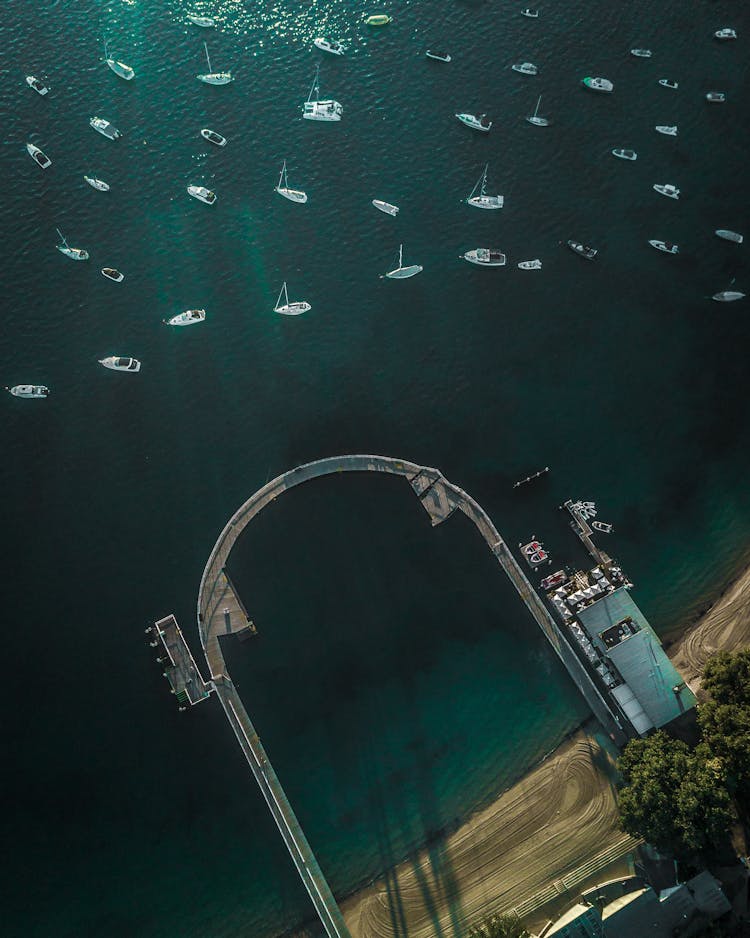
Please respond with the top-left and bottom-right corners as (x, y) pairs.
(152, 614), (213, 706)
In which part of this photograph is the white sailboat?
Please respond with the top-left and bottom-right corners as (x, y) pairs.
(56, 228), (89, 260)
(187, 13), (216, 27)
(302, 66), (342, 121)
(381, 244), (423, 279)
(466, 164), (503, 210)
(526, 94), (548, 126)
(274, 282), (311, 315)
(275, 160), (307, 203)
(104, 41), (135, 80)
(197, 42), (232, 84)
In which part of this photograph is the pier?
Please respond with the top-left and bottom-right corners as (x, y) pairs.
(150, 614), (213, 707)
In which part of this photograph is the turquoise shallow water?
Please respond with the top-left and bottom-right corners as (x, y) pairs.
(2, 0), (750, 935)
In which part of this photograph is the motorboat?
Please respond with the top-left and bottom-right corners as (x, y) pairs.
(455, 112), (491, 132)
(187, 185), (217, 204)
(653, 183), (679, 199)
(520, 538), (549, 568)
(275, 160), (307, 203)
(105, 42), (135, 80)
(466, 164), (503, 210)
(656, 125), (677, 136)
(372, 199), (399, 216)
(541, 570), (567, 591)
(187, 13), (215, 27)
(90, 116), (121, 139)
(526, 95), (548, 126)
(518, 259), (542, 269)
(630, 48), (652, 57)
(592, 521), (613, 534)
(274, 282), (311, 315)
(197, 42), (232, 84)
(25, 75), (49, 95)
(26, 143), (51, 169)
(303, 66), (343, 121)
(56, 228), (88, 260)
(715, 230), (743, 244)
(706, 92), (726, 103)
(714, 28), (737, 40)
(365, 15), (392, 26)
(567, 240), (597, 260)
(314, 38), (345, 56)
(582, 76), (613, 92)
(7, 384), (49, 399)
(201, 128), (227, 146)
(381, 244), (423, 279)
(462, 248), (506, 267)
(99, 356), (141, 372)
(426, 50), (451, 62)
(84, 175), (110, 191)
(512, 62), (538, 75)
(101, 267), (124, 282)
(658, 78), (678, 89)
(712, 289), (744, 302)
(612, 148), (637, 160)
(165, 308), (206, 326)
(521, 9), (539, 18)
(649, 240), (679, 254)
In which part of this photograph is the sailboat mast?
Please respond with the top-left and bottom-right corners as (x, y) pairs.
(534, 95), (541, 117)
(278, 161), (286, 190)
(481, 164), (488, 197)
(308, 65), (320, 102)
(204, 41), (211, 72)
(398, 244), (403, 269)
(55, 227), (67, 246)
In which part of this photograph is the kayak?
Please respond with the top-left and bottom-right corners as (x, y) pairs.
(365, 14), (392, 26)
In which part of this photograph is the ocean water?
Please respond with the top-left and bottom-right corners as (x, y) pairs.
(2, 0), (750, 935)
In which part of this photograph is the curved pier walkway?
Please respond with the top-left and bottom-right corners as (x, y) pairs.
(196, 456), (626, 938)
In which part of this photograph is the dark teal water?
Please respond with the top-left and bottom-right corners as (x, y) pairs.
(2, 0), (750, 935)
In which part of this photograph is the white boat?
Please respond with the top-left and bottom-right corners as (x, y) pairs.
(630, 48), (652, 58)
(381, 244), (423, 279)
(302, 66), (342, 121)
(512, 62), (538, 75)
(462, 248), (506, 267)
(706, 92), (726, 103)
(101, 267), (124, 282)
(658, 78), (678, 89)
(201, 128), (227, 146)
(612, 148), (637, 160)
(372, 199), (399, 216)
(187, 185), (216, 204)
(25, 75), (48, 95)
(187, 13), (216, 27)
(655, 125), (677, 136)
(314, 38), (345, 56)
(84, 175), (110, 191)
(521, 9), (539, 17)
(592, 521), (613, 533)
(99, 356), (141, 372)
(455, 112), (492, 132)
(648, 239), (679, 254)
(105, 42), (135, 80)
(26, 143), (51, 169)
(518, 259), (542, 269)
(715, 230), (743, 244)
(7, 384), (49, 398)
(466, 164), (503, 210)
(56, 228), (89, 260)
(425, 50), (451, 62)
(582, 76), (613, 93)
(653, 183), (679, 199)
(526, 94), (548, 126)
(90, 116), (121, 139)
(714, 28), (737, 40)
(275, 160), (307, 203)
(567, 240), (597, 260)
(274, 282), (311, 315)
(197, 42), (232, 84)
(713, 290), (745, 302)
(165, 308), (206, 326)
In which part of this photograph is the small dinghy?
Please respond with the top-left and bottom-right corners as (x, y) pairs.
(302, 65), (343, 121)
(26, 75), (49, 95)
(512, 62), (538, 75)
(630, 48), (652, 58)
(656, 125), (678, 135)
(99, 356), (141, 372)
(274, 282), (310, 315)
(706, 92), (726, 103)
(105, 42), (135, 80)
(612, 148), (637, 160)
(466, 164), (503, 209)
(201, 128), (227, 146)
(520, 538), (549, 568)
(455, 112), (492, 132)
(518, 259), (542, 269)
(187, 185), (217, 204)
(653, 183), (679, 199)
(165, 309), (206, 326)
(426, 50), (451, 62)
(365, 14), (392, 26)
(197, 42), (232, 84)
(101, 268), (124, 282)
(567, 240), (597, 260)
(314, 38), (346, 56)
(372, 199), (399, 216)
(26, 143), (51, 169)
(713, 291), (745, 302)
(541, 571), (568, 591)
(658, 78), (678, 89)
(582, 76), (613, 92)
(56, 228), (88, 260)
(715, 230), (743, 244)
(714, 28), (737, 40)
(187, 13), (215, 27)
(275, 160), (307, 203)
(90, 116), (121, 139)
(381, 244), (423, 279)
(649, 239), (679, 254)
(521, 8), (539, 17)
(7, 384), (49, 399)
(84, 175), (110, 191)
(462, 248), (506, 267)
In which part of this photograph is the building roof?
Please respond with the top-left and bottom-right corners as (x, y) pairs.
(546, 902), (603, 936)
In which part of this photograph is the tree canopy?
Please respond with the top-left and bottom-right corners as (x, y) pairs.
(465, 912), (529, 938)
(699, 648), (750, 805)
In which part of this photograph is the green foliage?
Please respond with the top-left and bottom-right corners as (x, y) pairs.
(701, 649), (750, 706)
(700, 648), (750, 805)
(465, 912), (529, 938)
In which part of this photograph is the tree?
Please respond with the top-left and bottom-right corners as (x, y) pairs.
(702, 649), (750, 707)
(466, 912), (529, 938)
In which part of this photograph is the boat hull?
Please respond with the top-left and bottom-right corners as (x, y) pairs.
(277, 187), (308, 203)
(8, 385), (49, 398)
(101, 268), (124, 282)
(715, 230), (743, 244)
(462, 250), (506, 267)
(385, 266), (423, 279)
(197, 73), (233, 85)
(372, 200), (399, 216)
(455, 113), (492, 132)
(275, 303), (311, 315)
(467, 196), (504, 210)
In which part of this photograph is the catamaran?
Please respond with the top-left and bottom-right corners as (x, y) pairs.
(274, 282), (311, 315)
(56, 228), (89, 260)
(101, 267), (124, 282)
(302, 66), (342, 120)
(90, 116), (121, 139)
(512, 62), (538, 75)
(197, 42), (232, 84)
(372, 199), (399, 216)
(275, 160), (307, 203)
(462, 248), (506, 267)
(25, 75), (49, 95)
(84, 175), (110, 191)
(455, 112), (491, 132)
(99, 356), (141, 372)
(187, 185), (216, 204)
(165, 309), (206, 326)
(104, 42), (135, 80)
(526, 95), (548, 126)
(653, 183), (679, 200)
(187, 12), (215, 27)
(381, 244), (422, 279)
(201, 128), (227, 146)
(466, 164), (503, 209)
(26, 143), (51, 169)
(314, 38), (345, 56)
(7, 384), (50, 399)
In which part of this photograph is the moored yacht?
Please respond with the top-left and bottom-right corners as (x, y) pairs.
(455, 112), (492, 132)
(7, 384), (50, 399)
(187, 184), (217, 204)
(302, 65), (343, 121)
(56, 228), (88, 260)
(526, 95), (548, 126)
(518, 259), (542, 269)
(567, 240), (597, 260)
(714, 28), (737, 40)
(99, 356), (141, 372)
(26, 143), (51, 168)
(512, 61), (538, 75)
(592, 521), (613, 533)
(466, 164), (503, 209)
(314, 37), (345, 56)
(372, 199), (399, 216)
(520, 538), (549, 567)
(274, 282), (311, 315)
(105, 42), (135, 80)
(275, 160), (307, 203)
(187, 12), (215, 27)
(656, 125), (678, 135)
(612, 148), (637, 160)
(648, 239), (679, 254)
(101, 267), (124, 282)
(90, 116), (122, 139)
(715, 230), (743, 244)
(706, 92), (726, 103)
(582, 76), (613, 92)
(425, 50), (451, 62)
(197, 42), (232, 84)
(521, 8), (539, 17)
(541, 570), (568, 591)
(713, 291), (745, 302)
(84, 175), (110, 191)
(25, 75), (49, 95)
(365, 14), (392, 26)
(462, 248), (506, 267)
(165, 308), (206, 326)
(630, 48), (652, 57)
(381, 244), (423, 279)
(201, 128), (227, 146)
(653, 183), (679, 199)
(658, 78), (678, 89)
